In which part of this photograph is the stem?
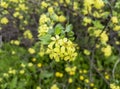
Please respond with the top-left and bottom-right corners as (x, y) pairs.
(112, 58), (120, 79)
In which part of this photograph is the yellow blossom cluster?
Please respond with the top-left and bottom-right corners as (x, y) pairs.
(83, 0), (104, 14)
(111, 16), (118, 24)
(41, 1), (49, 8)
(58, 15), (66, 23)
(39, 14), (50, 25)
(83, 17), (92, 25)
(46, 35), (78, 62)
(28, 48), (35, 54)
(100, 31), (109, 44)
(101, 45), (112, 57)
(0, 1), (8, 8)
(68, 77), (73, 83)
(114, 25), (120, 31)
(23, 30), (33, 39)
(110, 83), (120, 89)
(84, 49), (91, 55)
(10, 40), (20, 46)
(8, 68), (16, 75)
(36, 86), (41, 89)
(38, 24), (49, 36)
(0, 17), (9, 24)
(38, 14), (51, 36)
(111, 16), (120, 31)
(55, 72), (63, 78)
(50, 84), (59, 89)
(65, 66), (77, 75)
(39, 44), (45, 57)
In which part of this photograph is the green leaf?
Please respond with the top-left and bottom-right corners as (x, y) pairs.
(9, 77), (17, 89)
(54, 24), (64, 35)
(40, 34), (51, 45)
(92, 21), (104, 29)
(97, 60), (103, 70)
(50, 14), (58, 21)
(67, 31), (74, 36)
(65, 24), (73, 32)
(40, 70), (53, 79)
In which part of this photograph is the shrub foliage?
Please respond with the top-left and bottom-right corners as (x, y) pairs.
(0, 0), (120, 89)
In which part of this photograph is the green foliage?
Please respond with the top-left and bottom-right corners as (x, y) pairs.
(0, 0), (120, 89)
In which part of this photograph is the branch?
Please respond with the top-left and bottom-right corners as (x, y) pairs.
(112, 58), (120, 79)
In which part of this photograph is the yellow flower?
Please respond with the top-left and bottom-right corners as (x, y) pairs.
(32, 58), (36, 62)
(101, 45), (112, 57)
(51, 84), (59, 89)
(83, 0), (94, 13)
(47, 35), (77, 62)
(3, 73), (9, 77)
(39, 14), (50, 25)
(73, 2), (79, 10)
(12, 51), (16, 55)
(65, 67), (71, 72)
(37, 63), (42, 68)
(77, 87), (81, 89)
(83, 17), (92, 24)
(36, 86), (41, 89)
(85, 79), (89, 83)
(68, 78), (73, 83)
(84, 49), (90, 55)
(12, 69), (16, 75)
(65, 0), (70, 4)
(84, 0), (94, 7)
(58, 15), (66, 22)
(100, 31), (108, 43)
(79, 76), (84, 80)
(93, 29), (101, 37)
(54, 2), (59, 6)
(28, 48), (35, 54)
(13, 12), (20, 17)
(41, 1), (48, 8)
(48, 7), (54, 14)
(1, 2), (8, 8)
(28, 63), (33, 67)
(111, 16), (118, 24)
(19, 4), (28, 11)
(55, 72), (63, 78)
(23, 30), (33, 39)
(90, 83), (94, 87)
(20, 70), (25, 74)
(113, 25), (120, 31)
(94, 0), (104, 9)
(18, 15), (23, 19)
(105, 75), (109, 80)
(0, 17), (9, 24)
(93, 11), (101, 18)
(21, 63), (26, 68)
(14, 40), (20, 45)
(38, 24), (49, 36)
(83, 69), (88, 74)
(110, 83), (120, 89)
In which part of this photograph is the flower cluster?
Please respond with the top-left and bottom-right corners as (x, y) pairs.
(101, 45), (112, 57)
(83, 0), (104, 14)
(46, 35), (77, 62)
(65, 66), (77, 75)
(110, 83), (120, 89)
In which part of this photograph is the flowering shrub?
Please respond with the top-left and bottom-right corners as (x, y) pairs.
(0, 0), (120, 89)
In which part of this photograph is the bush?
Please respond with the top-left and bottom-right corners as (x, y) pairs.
(0, 0), (120, 89)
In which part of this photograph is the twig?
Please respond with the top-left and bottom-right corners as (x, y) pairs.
(93, 64), (110, 85)
(112, 58), (120, 79)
